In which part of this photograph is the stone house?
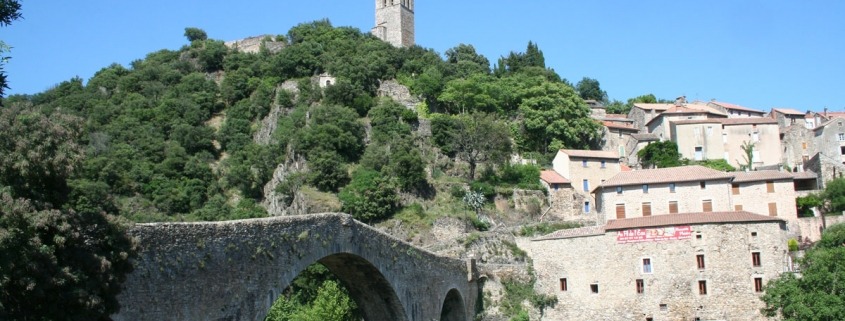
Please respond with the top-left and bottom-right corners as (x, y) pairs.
(540, 170), (590, 222)
(811, 117), (845, 166)
(627, 103), (673, 132)
(522, 212), (789, 321)
(705, 101), (766, 118)
(669, 117), (781, 169)
(645, 104), (726, 141)
(769, 108), (806, 129)
(600, 121), (639, 161)
(593, 166), (735, 222)
(550, 150), (622, 220)
(730, 171), (799, 231)
(780, 123), (814, 172)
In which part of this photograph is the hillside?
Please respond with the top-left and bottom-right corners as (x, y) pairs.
(3, 20), (602, 320)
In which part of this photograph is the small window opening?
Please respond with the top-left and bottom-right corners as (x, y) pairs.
(636, 279), (645, 294)
(698, 280), (708, 295)
(559, 278), (568, 291)
(590, 283), (599, 293)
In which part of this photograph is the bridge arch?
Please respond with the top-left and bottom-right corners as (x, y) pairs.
(440, 288), (467, 321)
(113, 214), (477, 321)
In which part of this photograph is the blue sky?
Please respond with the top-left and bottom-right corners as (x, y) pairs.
(3, 1), (844, 112)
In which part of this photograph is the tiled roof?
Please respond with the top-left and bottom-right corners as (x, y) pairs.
(792, 171), (818, 180)
(596, 165), (733, 189)
(621, 164), (632, 172)
(603, 121), (638, 131)
(661, 104), (727, 116)
(633, 103), (674, 111)
(540, 170), (570, 184)
(605, 211), (784, 231)
(772, 108), (805, 116)
(822, 111), (845, 119)
(670, 118), (778, 126)
(533, 225), (605, 241)
(560, 149), (619, 159)
(731, 170), (794, 183)
(631, 133), (659, 141)
(709, 101), (765, 114)
(604, 114), (631, 120)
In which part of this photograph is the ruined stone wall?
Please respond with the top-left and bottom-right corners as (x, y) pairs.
(113, 214), (477, 321)
(780, 124), (813, 171)
(521, 221), (788, 321)
(377, 79), (420, 110)
(541, 182), (596, 223)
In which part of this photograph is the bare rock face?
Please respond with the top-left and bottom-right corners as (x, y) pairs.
(377, 79), (420, 110)
(225, 35), (286, 54)
(253, 104), (283, 145)
(262, 156), (307, 216)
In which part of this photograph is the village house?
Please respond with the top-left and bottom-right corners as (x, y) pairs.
(522, 212), (790, 321)
(592, 166), (734, 222)
(546, 149), (622, 221)
(668, 117), (781, 169)
(539, 170), (588, 221)
(769, 108), (806, 129)
(780, 123), (814, 172)
(644, 104), (726, 141)
(628, 103), (674, 132)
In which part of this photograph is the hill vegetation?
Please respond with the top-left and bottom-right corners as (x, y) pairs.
(2, 17), (608, 320)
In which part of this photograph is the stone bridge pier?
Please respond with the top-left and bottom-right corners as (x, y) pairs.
(112, 213), (479, 321)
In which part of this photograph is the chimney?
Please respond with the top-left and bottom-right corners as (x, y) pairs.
(825, 107), (828, 118)
(675, 96), (686, 107)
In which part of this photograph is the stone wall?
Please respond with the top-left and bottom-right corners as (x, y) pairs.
(596, 179), (733, 219)
(780, 124), (813, 171)
(520, 221), (788, 321)
(113, 214), (478, 321)
(795, 215), (845, 242)
(377, 79), (420, 110)
(225, 35), (285, 54)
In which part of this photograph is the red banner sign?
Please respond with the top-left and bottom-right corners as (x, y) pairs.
(616, 226), (692, 244)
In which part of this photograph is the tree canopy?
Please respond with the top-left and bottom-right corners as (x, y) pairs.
(637, 141), (683, 169)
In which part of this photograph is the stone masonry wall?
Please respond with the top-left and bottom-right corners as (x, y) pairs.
(597, 179), (733, 219)
(113, 214), (477, 321)
(521, 221), (788, 321)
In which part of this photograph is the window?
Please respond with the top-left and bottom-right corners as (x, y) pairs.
(766, 181), (775, 193)
(732, 183), (740, 195)
(698, 280), (708, 295)
(642, 202), (652, 217)
(839, 133), (845, 141)
(700, 181), (706, 189)
(752, 252), (761, 267)
(706, 126), (713, 136)
(696, 254), (705, 269)
(642, 258), (653, 274)
(640, 184), (648, 193)
(636, 279), (645, 294)
(616, 204), (626, 219)
(669, 201), (678, 214)
(694, 146), (704, 161)
(752, 132), (760, 142)
(584, 201), (591, 213)
(841, 146), (845, 156)
(590, 283), (599, 294)
(582, 160), (588, 167)
(583, 179), (589, 192)
(754, 277), (764, 293)
(601, 160), (606, 168)
(751, 231), (758, 237)
(702, 199), (713, 212)
(735, 204), (744, 211)
(768, 202), (778, 216)
(669, 183), (676, 193)
(616, 186), (623, 194)
(553, 183), (559, 191)
(722, 132), (728, 143)
(559, 278), (568, 291)
(803, 142), (808, 150)
(659, 304), (668, 311)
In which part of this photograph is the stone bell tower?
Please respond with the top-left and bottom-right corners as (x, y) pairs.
(371, 0), (415, 47)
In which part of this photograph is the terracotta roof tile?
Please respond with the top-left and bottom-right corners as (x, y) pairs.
(731, 170), (794, 183)
(633, 103), (674, 111)
(603, 121), (639, 131)
(792, 171), (818, 180)
(604, 114), (631, 120)
(709, 101), (765, 114)
(533, 225), (605, 241)
(671, 118), (778, 126)
(620, 164), (632, 172)
(560, 149), (619, 159)
(596, 165), (733, 189)
(605, 211), (784, 230)
(772, 108), (805, 116)
(540, 170), (570, 184)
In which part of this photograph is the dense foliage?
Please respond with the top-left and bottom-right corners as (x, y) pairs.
(265, 264), (361, 321)
(761, 224), (845, 320)
(637, 141), (683, 168)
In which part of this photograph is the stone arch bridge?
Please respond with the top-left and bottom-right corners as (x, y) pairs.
(113, 213), (479, 321)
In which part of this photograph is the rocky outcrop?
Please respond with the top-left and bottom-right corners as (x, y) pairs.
(377, 79), (420, 110)
(225, 35), (285, 54)
(262, 155), (308, 216)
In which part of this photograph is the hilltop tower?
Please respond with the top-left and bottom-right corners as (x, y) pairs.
(371, 0), (415, 47)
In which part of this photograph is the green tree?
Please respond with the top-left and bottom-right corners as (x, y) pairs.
(444, 43), (490, 77)
(516, 81), (600, 154)
(796, 194), (821, 218)
(339, 169), (399, 222)
(575, 77), (607, 102)
(822, 178), (845, 214)
(637, 141), (683, 169)
(690, 159), (735, 172)
(307, 150), (349, 193)
(740, 140), (756, 170)
(760, 224), (845, 320)
(0, 0), (21, 100)
(452, 113), (512, 180)
(184, 27), (208, 42)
